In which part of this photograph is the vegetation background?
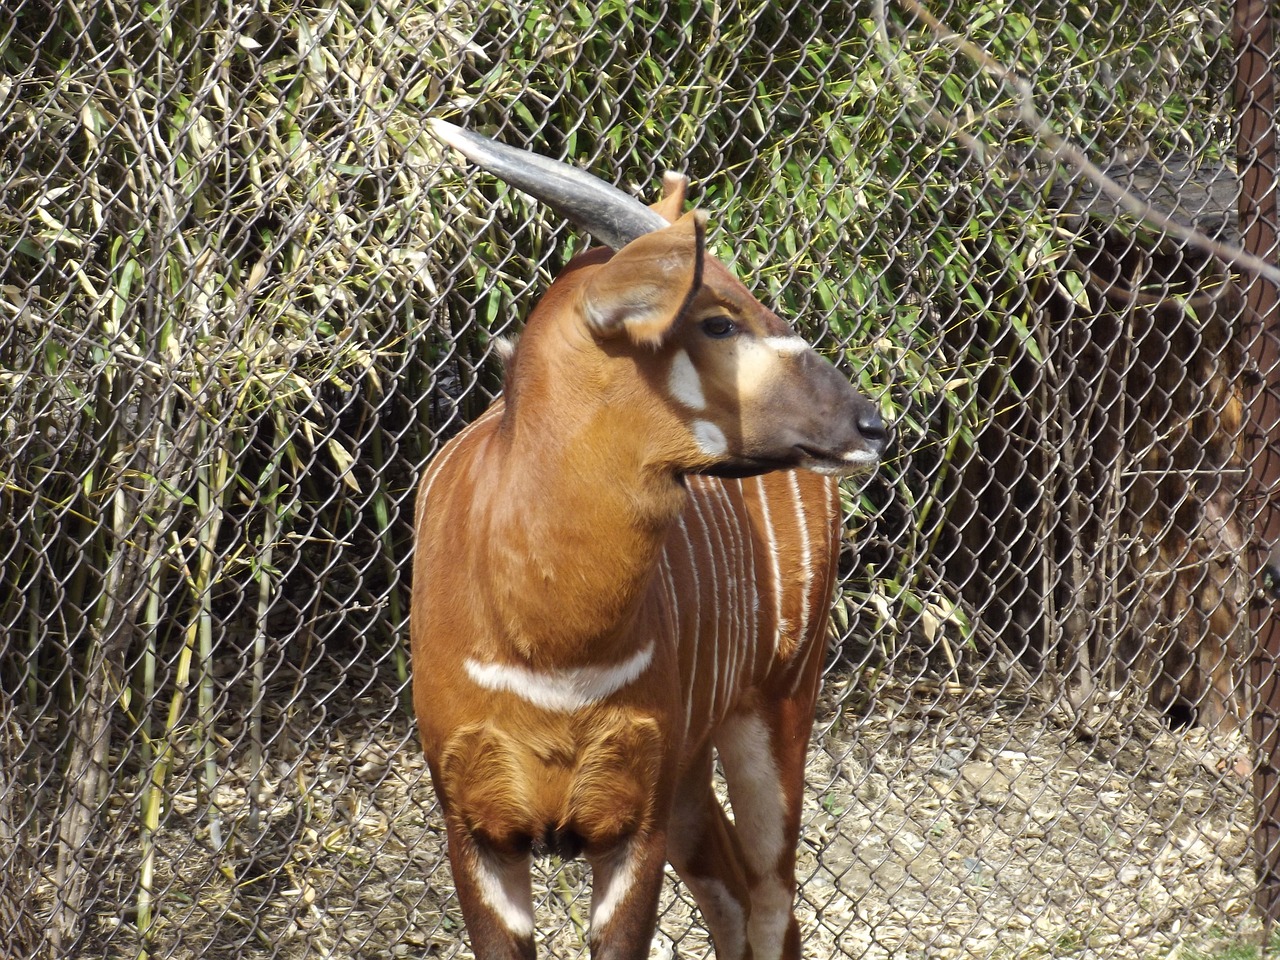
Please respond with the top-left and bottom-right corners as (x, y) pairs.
(0, 0), (1255, 956)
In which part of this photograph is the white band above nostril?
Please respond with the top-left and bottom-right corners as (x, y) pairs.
(761, 336), (810, 356)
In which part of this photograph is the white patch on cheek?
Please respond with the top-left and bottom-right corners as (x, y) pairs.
(668, 349), (706, 410)
(691, 420), (728, 457)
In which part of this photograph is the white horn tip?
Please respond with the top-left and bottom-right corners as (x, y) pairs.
(428, 117), (463, 144)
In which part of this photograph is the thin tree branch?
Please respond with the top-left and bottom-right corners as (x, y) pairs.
(873, 0), (1280, 288)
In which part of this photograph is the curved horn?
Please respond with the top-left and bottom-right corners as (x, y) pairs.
(429, 118), (668, 251)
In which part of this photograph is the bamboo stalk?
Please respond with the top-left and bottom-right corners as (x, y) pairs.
(370, 425), (409, 694)
(134, 395), (177, 956)
(247, 439), (282, 839)
(196, 434), (230, 852)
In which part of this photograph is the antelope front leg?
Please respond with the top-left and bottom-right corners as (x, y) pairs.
(667, 744), (753, 960)
(716, 701), (816, 960)
(586, 831), (669, 960)
(444, 822), (536, 960)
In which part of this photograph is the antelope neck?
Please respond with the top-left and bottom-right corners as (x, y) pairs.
(481, 396), (686, 665)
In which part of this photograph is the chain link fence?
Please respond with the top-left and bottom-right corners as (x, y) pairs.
(1, 0), (1276, 956)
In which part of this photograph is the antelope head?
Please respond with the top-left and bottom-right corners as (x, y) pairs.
(430, 119), (888, 480)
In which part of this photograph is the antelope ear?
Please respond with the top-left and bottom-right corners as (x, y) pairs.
(649, 172), (688, 224)
(579, 210), (706, 348)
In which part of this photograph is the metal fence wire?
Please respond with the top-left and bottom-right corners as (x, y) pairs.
(2, 0), (1278, 957)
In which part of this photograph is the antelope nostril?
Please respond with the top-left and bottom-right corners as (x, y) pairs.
(857, 409), (889, 445)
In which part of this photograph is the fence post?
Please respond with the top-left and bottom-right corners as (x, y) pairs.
(1233, 0), (1280, 927)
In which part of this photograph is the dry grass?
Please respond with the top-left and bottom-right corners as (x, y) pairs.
(42, 661), (1254, 960)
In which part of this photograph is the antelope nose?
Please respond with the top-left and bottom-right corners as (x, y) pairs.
(857, 408), (890, 453)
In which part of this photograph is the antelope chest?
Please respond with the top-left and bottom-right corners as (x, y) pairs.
(434, 702), (673, 858)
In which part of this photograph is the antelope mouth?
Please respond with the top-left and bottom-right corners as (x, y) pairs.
(795, 444), (881, 477)
(693, 444), (880, 480)
(695, 456), (791, 480)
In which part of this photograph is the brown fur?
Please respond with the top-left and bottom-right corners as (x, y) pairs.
(412, 176), (882, 959)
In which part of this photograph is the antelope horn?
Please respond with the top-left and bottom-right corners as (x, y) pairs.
(429, 118), (669, 251)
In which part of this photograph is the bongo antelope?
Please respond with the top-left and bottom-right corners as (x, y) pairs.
(412, 120), (887, 960)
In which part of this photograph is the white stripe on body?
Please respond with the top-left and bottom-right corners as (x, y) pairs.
(658, 552), (680, 637)
(656, 552), (683, 728)
(417, 404), (504, 513)
(464, 642), (655, 713)
(711, 480), (751, 708)
(699, 479), (742, 721)
(415, 405), (504, 653)
(786, 471), (813, 653)
(686, 489), (724, 724)
(703, 483), (737, 709)
(674, 514), (702, 740)
(737, 479), (763, 693)
(753, 476), (788, 651)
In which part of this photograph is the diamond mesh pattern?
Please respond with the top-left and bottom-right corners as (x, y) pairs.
(1, 1), (1277, 957)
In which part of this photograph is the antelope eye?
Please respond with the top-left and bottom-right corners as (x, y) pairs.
(701, 316), (737, 339)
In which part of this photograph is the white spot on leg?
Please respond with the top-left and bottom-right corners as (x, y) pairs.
(686, 877), (748, 960)
(668, 349), (706, 410)
(472, 846), (534, 939)
(717, 712), (786, 878)
(692, 420), (728, 457)
(589, 844), (640, 934)
(717, 712), (795, 960)
(745, 880), (792, 960)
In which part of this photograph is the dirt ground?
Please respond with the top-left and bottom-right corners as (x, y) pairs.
(80, 667), (1256, 960)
